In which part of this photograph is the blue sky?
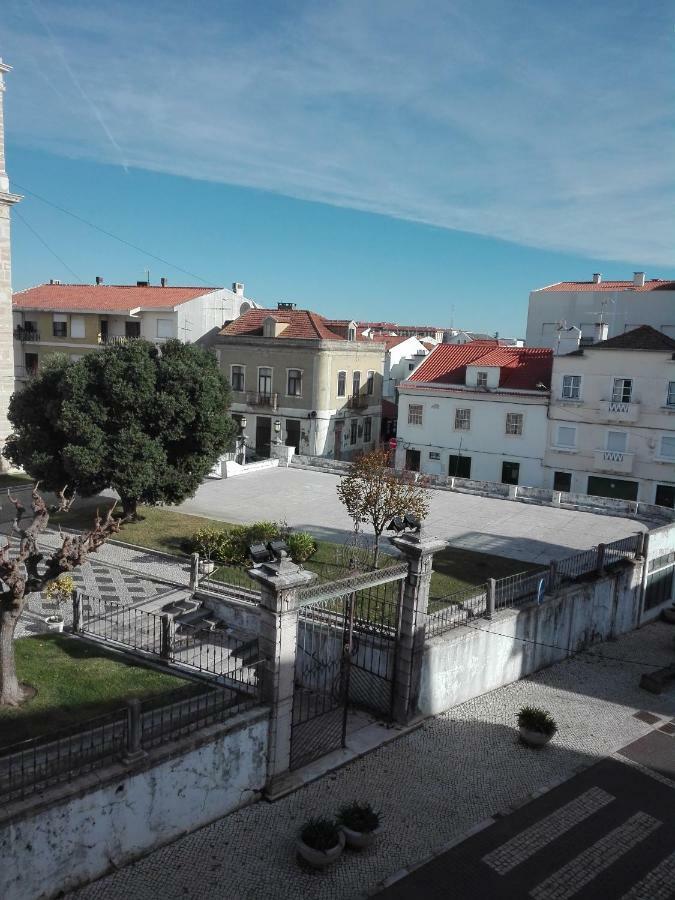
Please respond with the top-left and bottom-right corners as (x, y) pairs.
(3, 0), (674, 336)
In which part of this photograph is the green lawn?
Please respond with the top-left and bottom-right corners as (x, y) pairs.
(0, 472), (32, 489)
(0, 634), (197, 747)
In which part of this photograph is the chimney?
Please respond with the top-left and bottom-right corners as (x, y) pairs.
(49, 279), (62, 285)
(136, 280), (149, 287)
(592, 273), (602, 284)
(232, 282), (244, 296)
(593, 322), (608, 343)
(95, 276), (103, 285)
(160, 277), (167, 287)
(633, 271), (645, 288)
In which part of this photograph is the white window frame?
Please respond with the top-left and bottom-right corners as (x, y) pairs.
(657, 435), (675, 460)
(561, 374), (581, 400)
(606, 430), (628, 453)
(52, 313), (68, 338)
(454, 408), (471, 431)
(505, 412), (523, 435)
(408, 404), (423, 426)
(257, 366), (273, 395)
(363, 417), (372, 442)
(611, 377), (633, 403)
(476, 371), (488, 388)
(555, 425), (577, 449)
(230, 365), (245, 392)
(352, 370), (361, 396)
(70, 316), (86, 339)
(286, 368), (303, 398)
(666, 381), (675, 407)
(337, 370), (346, 398)
(366, 370), (374, 395)
(156, 318), (174, 339)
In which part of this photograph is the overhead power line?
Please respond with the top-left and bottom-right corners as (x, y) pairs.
(13, 207), (83, 283)
(12, 181), (212, 285)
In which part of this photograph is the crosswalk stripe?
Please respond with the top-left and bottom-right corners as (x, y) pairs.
(482, 787), (614, 875)
(529, 812), (662, 900)
(619, 850), (675, 900)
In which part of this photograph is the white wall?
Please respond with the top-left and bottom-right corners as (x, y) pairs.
(0, 709), (268, 900)
(395, 388), (549, 486)
(526, 286), (675, 347)
(384, 337), (428, 399)
(176, 288), (255, 344)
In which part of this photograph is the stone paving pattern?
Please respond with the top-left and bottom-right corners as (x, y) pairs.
(69, 622), (675, 900)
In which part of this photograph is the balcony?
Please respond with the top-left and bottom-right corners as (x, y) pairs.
(246, 392), (279, 410)
(593, 449), (635, 474)
(346, 394), (369, 409)
(13, 326), (40, 343)
(98, 335), (136, 346)
(600, 400), (640, 424)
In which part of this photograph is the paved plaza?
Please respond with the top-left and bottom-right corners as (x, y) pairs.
(178, 467), (647, 563)
(68, 621), (675, 900)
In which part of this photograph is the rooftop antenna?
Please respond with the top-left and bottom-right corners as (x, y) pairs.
(450, 304), (455, 330)
(179, 317), (193, 342)
(145, 268), (150, 285)
(590, 296), (615, 325)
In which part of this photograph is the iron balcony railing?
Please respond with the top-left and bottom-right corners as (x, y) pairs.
(13, 326), (40, 342)
(246, 392), (279, 410)
(346, 394), (369, 409)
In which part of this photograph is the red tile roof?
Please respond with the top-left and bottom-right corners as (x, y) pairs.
(13, 283), (219, 311)
(220, 308), (349, 341)
(536, 279), (675, 293)
(407, 341), (552, 390)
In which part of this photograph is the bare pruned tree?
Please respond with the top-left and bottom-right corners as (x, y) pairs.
(0, 483), (123, 707)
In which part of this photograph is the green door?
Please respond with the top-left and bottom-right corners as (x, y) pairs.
(587, 476), (638, 501)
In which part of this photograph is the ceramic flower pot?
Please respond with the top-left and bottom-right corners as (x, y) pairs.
(44, 615), (65, 633)
(519, 726), (552, 748)
(296, 830), (345, 868)
(340, 824), (382, 850)
(199, 560), (216, 575)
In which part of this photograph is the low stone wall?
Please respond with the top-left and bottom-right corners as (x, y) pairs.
(417, 559), (644, 716)
(224, 458), (279, 478)
(0, 707), (269, 900)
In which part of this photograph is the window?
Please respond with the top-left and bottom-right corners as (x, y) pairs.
(363, 417), (372, 442)
(348, 327), (356, 341)
(448, 455), (471, 478)
(501, 461), (520, 485)
(659, 436), (675, 460)
(505, 413), (523, 435)
(157, 318), (173, 339)
(408, 363), (415, 371)
(350, 419), (358, 445)
(366, 371), (374, 395)
(553, 471), (572, 492)
(606, 431), (627, 453)
(408, 404), (423, 426)
(352, 371), (361, 396)
(125, 321), (141, 338)
(258, 367), (272, 395)
(24, 352), (38, 376)
(52, 314), (67, 338)
(612, 378), (632, 403)
(476, 371), (488, 388)
(287, 369), (302, 397)
(562, 375), (581, 400)
(70, 317), (85, 339)
(667, 382), (675, 407)
(556, 425), (576, 448)
(24, 319), (38, 334)
(429, 451), (440, 460)
(337, 371), (346, 397)
(454, 408), (471, 430)
(231, 365), (245, 392)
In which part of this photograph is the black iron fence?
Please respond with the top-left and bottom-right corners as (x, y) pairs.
(0, 682), (260, 804)
(425, 533), (641, 638)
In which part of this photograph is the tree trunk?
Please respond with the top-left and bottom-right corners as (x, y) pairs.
(121, 496), (138, 520)
(373, 533), (381, 570)
(0, 605), (25, 707)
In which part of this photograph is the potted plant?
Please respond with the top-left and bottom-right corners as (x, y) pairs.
(199, 556), (216, 576)
(297, 817), (345, 869)
(517, 706), (558, 747)
(336, 801), (382, 849)
(43, 574), (75, 633)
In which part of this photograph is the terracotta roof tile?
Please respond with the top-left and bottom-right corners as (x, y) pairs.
(408, 341), (552, 390)
(13, 283), (219, 312)
(219, 308), (346, 341)
(536, 279), (675, 293)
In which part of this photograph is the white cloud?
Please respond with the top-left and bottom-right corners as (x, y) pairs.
(3, 0), (673, 264)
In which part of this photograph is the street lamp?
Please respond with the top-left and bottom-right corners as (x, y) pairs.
(237, 416), (248, 465)
(273, 419), (282, 444)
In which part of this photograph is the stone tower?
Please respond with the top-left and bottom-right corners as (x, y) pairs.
(0, 60), (20, 468)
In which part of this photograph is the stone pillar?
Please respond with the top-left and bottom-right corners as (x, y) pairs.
(389, 531), (445, 724)
(0, 60), (21, 470)
(248, 554), (314, 794)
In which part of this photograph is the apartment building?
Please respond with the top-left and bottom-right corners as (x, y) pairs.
(526, 272), (675, 347)
(216, 306), (385, 459)
(395, 341), (552, 484)
(12, 279), (256, 383)
(545, 326), (675, 506)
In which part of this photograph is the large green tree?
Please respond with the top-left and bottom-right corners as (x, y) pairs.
(5, 340), (236, 518)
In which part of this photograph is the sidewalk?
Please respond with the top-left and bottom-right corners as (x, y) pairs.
(69, 621), (675, 900)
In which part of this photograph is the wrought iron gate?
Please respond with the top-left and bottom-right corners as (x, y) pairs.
(290, 565), (406, 770)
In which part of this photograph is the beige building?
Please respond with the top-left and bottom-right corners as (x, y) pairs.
(12, 280), (256, 385)
(216, 306), (385, 458)
(0, 60), (20, 466)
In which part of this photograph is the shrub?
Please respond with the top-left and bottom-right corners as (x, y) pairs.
(336, 802), (380, 834)
(246, 521), (282, 543)
(517, 706), (558, 737)
(287, 531), (318, 563)
(45, 574), (76, 603)
(300, 817), (341, 852)
(191, 526), (229, 561)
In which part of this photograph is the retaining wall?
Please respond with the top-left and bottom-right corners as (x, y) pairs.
(0, 707), (269, 900)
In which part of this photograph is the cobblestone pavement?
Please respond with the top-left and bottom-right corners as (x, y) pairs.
(69, 622), (675, 900)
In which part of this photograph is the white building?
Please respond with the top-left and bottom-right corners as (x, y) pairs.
(394, 341), (553, 485)
(544, 326), (675, 507)
(381, 335), (430, 400)
(12, 280), (257, 381)
(526, 272), (675, 347)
